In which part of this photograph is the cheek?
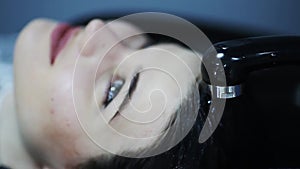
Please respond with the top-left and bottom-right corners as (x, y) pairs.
(48, 69), (95, 136)
(46, 76), (111, 161)
(49, 75), (80, 130)
(44, 78), (89, 158)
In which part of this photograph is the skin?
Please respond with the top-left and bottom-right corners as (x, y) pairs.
(0, 18), (201, 169)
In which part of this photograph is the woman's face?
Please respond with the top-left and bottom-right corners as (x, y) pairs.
(14, 18), (201, 168)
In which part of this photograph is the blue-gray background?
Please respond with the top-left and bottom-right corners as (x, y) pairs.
(0, 0), (299, 34)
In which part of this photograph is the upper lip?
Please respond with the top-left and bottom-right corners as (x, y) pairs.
(50, 23), (80, 65)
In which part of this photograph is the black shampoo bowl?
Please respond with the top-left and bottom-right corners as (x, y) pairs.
(201, 36), (300, 168)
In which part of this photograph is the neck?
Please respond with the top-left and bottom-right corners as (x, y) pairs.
(0, 90), (40, 169)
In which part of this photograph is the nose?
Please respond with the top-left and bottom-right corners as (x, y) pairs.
(80, 19), (105, 56)
(85, 19), (105, 34)
(80, 19), (128, 60)
(79, 19), (133, 81)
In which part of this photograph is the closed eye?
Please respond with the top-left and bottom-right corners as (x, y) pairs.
(108, 72), (140, 122)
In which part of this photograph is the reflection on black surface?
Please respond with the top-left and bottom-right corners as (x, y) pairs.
(202, 65), (300, 168)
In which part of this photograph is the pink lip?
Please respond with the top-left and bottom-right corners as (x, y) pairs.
(50, 23), (79, 65)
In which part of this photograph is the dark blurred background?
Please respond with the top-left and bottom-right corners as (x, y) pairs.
(0, 0), (300, 35)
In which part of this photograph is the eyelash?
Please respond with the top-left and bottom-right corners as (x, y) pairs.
(128, 72), (139, 97)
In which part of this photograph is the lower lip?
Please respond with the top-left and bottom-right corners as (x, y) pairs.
(50, 23), (79, 65)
